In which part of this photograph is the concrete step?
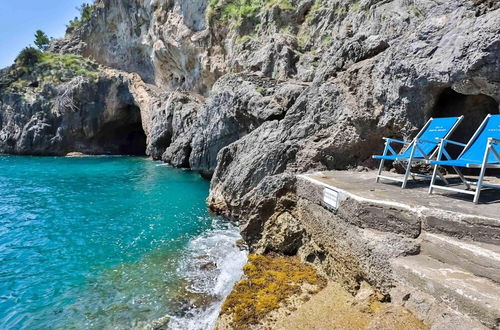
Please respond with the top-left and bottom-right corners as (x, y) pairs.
(298, 172), (500, 245)
(391, 255), (500, 329)
(421, 232), (500, 283)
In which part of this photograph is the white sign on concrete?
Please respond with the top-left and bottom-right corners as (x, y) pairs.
(323, 187), (339, 210)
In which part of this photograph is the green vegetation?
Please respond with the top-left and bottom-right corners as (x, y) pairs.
(6, 6), (100, 91)
(208, 0), (294, 25)
(66, 3), (95, 35)
(334, 6), (347, 16)
(34, 30), (51, 51)
(38, 53), (98, 77)
(350, 1), (360, 12)
(305, 1), (322, 25)
(10, 50), (99, 89)
(411, 5), (425, 18)
(321, 34), (333, 46)
(297, 31), (311, 48)
(221, 254), (327, 328)
(267, 0), (294, 10)
(333, 1), (363, 17)
(236, 34), (256, 44)
(311, 1), (321, 11)
(16, 47), (43, 68)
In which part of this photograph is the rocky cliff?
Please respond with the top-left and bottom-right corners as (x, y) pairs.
(1, 0), (499, 317)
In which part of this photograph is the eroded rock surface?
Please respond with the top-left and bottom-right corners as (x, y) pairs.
(190, 74), (305, 176)
(207, 1), (500, 222)
(0, 65), (146, 155)
(49, 0), (219, 94)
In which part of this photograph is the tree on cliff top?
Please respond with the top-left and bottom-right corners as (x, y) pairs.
(34, 30), (50, 51)
(66, 3), (94, 35)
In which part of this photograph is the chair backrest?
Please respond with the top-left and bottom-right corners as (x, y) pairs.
(459, 114), (500, 164)
(400, 116), (462, 158)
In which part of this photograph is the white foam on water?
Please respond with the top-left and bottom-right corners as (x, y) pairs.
(167, 218), (248, 330)
(155, 163), (172, 167)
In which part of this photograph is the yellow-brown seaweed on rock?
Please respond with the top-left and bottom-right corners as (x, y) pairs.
(219, 254), (327, 329)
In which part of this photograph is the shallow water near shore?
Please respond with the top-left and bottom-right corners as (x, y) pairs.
(0, 156), (246, 329)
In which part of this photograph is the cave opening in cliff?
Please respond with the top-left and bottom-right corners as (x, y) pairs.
(429, 88), (499, 158)
(96, 105), (147, 156)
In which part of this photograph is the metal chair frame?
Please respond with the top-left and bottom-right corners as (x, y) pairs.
(374, 116), (464, 188)
(429, 114), (500, 204)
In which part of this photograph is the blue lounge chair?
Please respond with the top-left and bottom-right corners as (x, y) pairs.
(428, 114), (500, 204)
(373, 116), (463, 188)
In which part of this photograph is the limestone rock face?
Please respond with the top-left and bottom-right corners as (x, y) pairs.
(189, 74), (305, 176)
(2, 0), (500, 251)
(206, 0), (500, 225)
(153, 91), (204, 166)
(50, 0), (218, 95)
(0, 67), (146, 155)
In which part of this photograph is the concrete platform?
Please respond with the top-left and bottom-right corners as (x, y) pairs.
(297, 170), (500, 328)
(299, 171), (500, 244)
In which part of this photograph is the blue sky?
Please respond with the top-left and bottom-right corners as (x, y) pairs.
(0, 0), (88, 68)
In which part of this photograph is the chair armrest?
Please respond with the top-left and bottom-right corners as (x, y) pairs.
(383, 137), (411, 145)
(433, 139), (467, 162)
(439, 139), (467, 147)
(416, 138), (439, 145)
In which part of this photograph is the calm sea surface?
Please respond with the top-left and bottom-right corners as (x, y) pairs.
(0, 156), (246, 329)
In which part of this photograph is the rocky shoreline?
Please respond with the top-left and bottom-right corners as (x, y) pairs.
(215, 254), (427, 330)
(1, 0), (499, 328)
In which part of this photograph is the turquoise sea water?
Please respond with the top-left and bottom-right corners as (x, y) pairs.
(0, 156), (246, 330)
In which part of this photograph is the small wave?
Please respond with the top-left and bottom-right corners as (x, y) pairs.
(166, 218), (248, 330)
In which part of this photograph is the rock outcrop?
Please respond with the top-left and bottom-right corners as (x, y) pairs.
(0, 59), (146, 155)
(207, 0), (500, 223)
(189, 74), (305, 176)
(49, 0), (220, 94)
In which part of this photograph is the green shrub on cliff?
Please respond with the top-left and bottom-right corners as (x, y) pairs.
(208, 0), (294, 25)
(9, 51), (99, 90)
(34, 30), (51, 51)
(38, 53), (99, 81)
(66, 3), (95, 35)
(15, 47), (42, 70)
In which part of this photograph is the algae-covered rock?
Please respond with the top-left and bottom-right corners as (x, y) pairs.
(218, 254), (326, 329)
(217, 255), (427, 330)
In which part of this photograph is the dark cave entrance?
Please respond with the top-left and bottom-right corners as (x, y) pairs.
(429, 88), (499, 144)
(428, 88), (499, 175)
(96, 105), (147, 156)
(115, 121), (147, 155)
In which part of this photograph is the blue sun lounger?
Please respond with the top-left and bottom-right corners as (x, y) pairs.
(428, 114), (500, 204)
(373, 116), (463, 188)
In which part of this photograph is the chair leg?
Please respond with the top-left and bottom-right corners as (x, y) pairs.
(474, 143), (492, 204)
(435, 168), (449, 185)
(428, 165), (439, 194)
(376, 159), (385, 183)
(402, 144), (417, 189)
(402, 160), (412, 188)
(453, 166), (470, 190)
(473, 167), (487, 204)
